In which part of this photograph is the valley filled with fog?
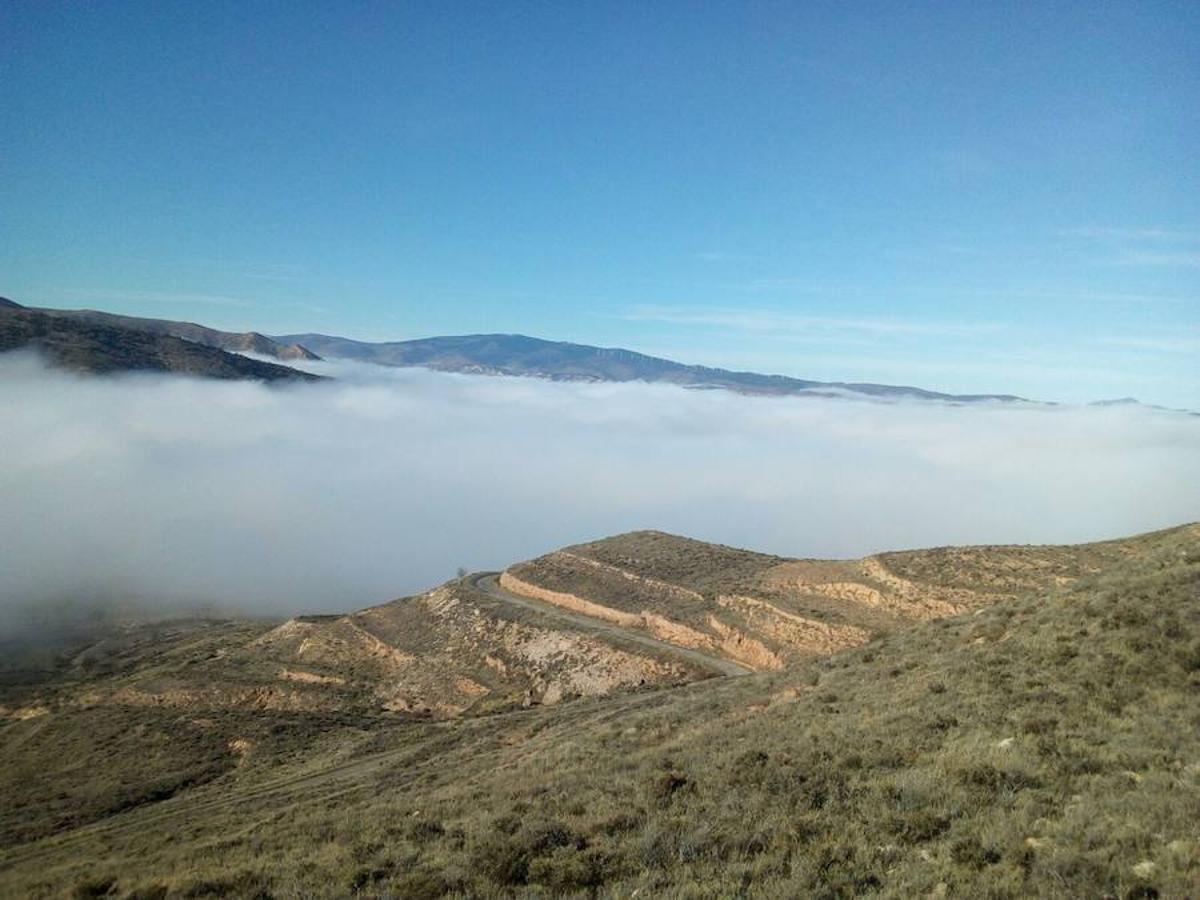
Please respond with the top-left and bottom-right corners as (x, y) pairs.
(3, 351), (1197, 627)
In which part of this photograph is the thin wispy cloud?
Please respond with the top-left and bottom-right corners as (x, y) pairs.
(1059, 227), (1200, 243)
(732, 278), (842, 295)
(1093, 334), (1200, 355)
(1111, 252), (1200, 269)
(968, 288), (1195, 306)
(119, 256), (309, 282)
(1058, 226), (1200, 268)
(62, 288), (252, 308)
(695, 252), (761, 263)
(731, 283), (1193, 307)
(938, 149), (999, 182)
(241, 268), (306, 283)
(620, 306), (1002, 339)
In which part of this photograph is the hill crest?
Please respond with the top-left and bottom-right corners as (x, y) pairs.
(27, 304), (320, 362)
(0, 303), (321, 381)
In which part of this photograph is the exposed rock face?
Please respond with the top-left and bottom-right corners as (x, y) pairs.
(704, 616), (785, 670)
(715, 594), (869, 656)
(250, 585), (698, 716)
(499, 570), (780, 670)
(764, 557), (968, 620)
(498, 571), (642, 628)
(278, 669), (346, 686)
(500, 565), (790, 671)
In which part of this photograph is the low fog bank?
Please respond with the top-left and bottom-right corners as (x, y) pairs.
(2, 352), (1197, 631)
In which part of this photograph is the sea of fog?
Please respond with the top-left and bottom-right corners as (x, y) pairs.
(2, 351), (1197, 627)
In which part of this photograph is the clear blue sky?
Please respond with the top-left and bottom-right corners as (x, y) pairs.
(4, 2), (1198, 405)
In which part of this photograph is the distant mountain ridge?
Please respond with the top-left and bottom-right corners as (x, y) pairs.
(2, 300), (1187, 407)
(27, 305), (319, 362)
(0, 300), (321, 382)
(0, 297), (1050, 401)
(273, 331), (1027, 403)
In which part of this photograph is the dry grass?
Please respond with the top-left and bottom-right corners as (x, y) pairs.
(1, 524), (1197, 898)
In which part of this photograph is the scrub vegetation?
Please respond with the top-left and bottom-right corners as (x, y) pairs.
(1, 524), (1196, 898)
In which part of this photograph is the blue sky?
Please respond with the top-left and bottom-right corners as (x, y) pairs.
(4, 1), (1198, 406)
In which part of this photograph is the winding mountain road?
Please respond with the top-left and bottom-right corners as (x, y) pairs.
(468, 572), (753, 677)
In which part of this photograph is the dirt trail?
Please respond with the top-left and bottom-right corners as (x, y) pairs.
(470, 573), (753, 677)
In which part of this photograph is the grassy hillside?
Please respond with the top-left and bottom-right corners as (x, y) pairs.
(0, 585), (706, 852)
(1, 524), (1196, 898)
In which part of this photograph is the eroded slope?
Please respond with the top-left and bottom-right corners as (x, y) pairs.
(503, 526), (1198, 670)
(253, 584), (703, 716)
(0, 582), (707, 848)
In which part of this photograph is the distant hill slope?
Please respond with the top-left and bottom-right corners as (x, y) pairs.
(1, 523), (1195, 897)
(26, 304), (319, 361)
(271, 331), (1027, 402)
(0, 302), (321, 381)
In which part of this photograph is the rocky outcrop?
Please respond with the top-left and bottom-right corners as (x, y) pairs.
(716, 594), (869, 658)
(765, 557), (967, 621)
(499, 571), (642, 628)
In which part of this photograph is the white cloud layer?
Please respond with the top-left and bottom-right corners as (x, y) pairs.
(2, 353), (1197, 628)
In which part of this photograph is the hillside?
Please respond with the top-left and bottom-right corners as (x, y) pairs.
(271, 332), (1027, 403)
(0, 576), (718, 849)
(0, 302), (321, 382)
(16, 302), (319, 361)
(500, 529), (1152, 670)
(0, 524), (1196, 897)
